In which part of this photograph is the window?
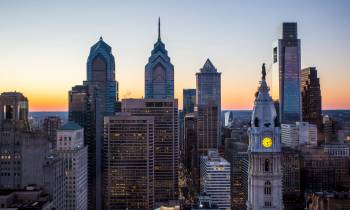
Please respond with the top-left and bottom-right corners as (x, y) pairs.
(264, 181), (271, 195)
(264, 159), (270, 172)
(265, 201), (272, 207)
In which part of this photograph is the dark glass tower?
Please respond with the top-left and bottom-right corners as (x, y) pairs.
(301, 67), (322, 129)
(145, 18), (174, 99)
(272, 22), (302, 124)
(183, 89), (196, 115)
(68, 37), (117, 210)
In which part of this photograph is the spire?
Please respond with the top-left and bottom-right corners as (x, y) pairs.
(262, 63), (266, 80)
(158, 17), (161, 41)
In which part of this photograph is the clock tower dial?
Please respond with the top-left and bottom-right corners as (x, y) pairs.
(262, 137), (273, 148)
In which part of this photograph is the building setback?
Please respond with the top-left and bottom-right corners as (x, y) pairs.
(103, 114), (154, 210)
(122, 99), (179, 206)
(145, 18), (174, 99)
(301, 67), (322, 130)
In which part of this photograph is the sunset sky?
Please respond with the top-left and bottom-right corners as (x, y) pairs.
(0, 0), (349, 111)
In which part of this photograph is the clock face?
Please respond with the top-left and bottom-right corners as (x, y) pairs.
(262, 137), (273, 148)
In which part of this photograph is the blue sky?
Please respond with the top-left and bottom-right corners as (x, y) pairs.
(0, 0), (349, 110)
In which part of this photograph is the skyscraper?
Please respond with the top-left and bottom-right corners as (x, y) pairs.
(122, 98), (179, 206)
(183, 89), (196, 115)
(196, 59), (221, 155)
(68, 37), (118, 210)
(103, 113), (154, 210)
(200, 149), (231, 210)
(301, 67), (322, 129)
(272, 22), (302, 124)
(145, 18), (174, 99)
(247, 64), (283, 210)
(56, 122), (88, 210)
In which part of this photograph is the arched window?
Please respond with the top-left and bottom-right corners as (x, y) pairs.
(264, 159), (270, 172)
(264, 180), (271, 195)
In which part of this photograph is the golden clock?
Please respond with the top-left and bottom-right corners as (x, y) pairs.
(262, 137), (273, 148)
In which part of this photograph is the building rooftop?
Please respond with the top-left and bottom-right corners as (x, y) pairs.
(58, 121), (82, 131)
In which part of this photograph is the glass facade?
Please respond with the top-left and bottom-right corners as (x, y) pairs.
(272, 23), (302, 124)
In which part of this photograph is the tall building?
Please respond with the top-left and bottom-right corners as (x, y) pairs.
(247, 64), (283, 210)
(272, 22), (302, 124)
(103, 113), (154, 210)
(145, 18), (174, 99)
(183, 89), (196, 115)
(43, 116), (62, 143)
(68, 37), (118, 210)
(301, 67), (322, 129)
(224, 139), (248, 210)
(281, 147), (303, 210)
(281, 122), (318, 147)
(0, 92), (29, 131)
(196, 59), (221, 154)
(122, 98), (178, 206)
(200, 150), (231, 210)
(56, 122), (88, 210)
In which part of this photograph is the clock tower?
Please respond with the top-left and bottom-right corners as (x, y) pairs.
(247, 64), (283, 210)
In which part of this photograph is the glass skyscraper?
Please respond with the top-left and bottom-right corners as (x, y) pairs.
(145, 18), (174, 99)
(196, 59), (221, 153)
(272, 22), (302, 124)
(69, 37), (118, 210)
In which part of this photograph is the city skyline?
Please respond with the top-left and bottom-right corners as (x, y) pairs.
(1, 0), (350, 111)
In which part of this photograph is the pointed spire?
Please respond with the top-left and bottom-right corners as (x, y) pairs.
(262, 63), (266, 80)
(158, 17), (161, 41)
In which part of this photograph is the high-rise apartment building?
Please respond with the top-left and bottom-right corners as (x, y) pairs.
(272, 22), (302, 124)
(56, 122), (88, 210)
(68, 37), (118, 210)
(247, 65), (283, 210)
(183, 89), (196, 115)
(145, 18), (174, 99)
(196, 59), (221, 154)
(103, 113), (154, 210)
(281, 122), (317, 147)
(301, 67), (322, 129)
(122, 98), (178, 206)
(200, 150), (231, 210)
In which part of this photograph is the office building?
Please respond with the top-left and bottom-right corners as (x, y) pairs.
(122, 98), (178, 206)
(196, 59), (221, 154)
(281, 122), (317, 147)
(183, 89), (196, 115)
(224, 139), (248, 210)
(272, 22), (302, 124)
(145, 18), (174, 99)
(281, 147), (303, 210)
(0, 187), (54, 209)
(301, 67), (322, 129)
(191, 193), (220, 210)
(68, 37), (118, 210)
(43, 116), (62, 144)
(200, 150), (230, 210)
(56, 122), (88, 210)
(247, 64), (283, 210)
(307, 191), (350, 210)
(103, 113), (154, 210)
